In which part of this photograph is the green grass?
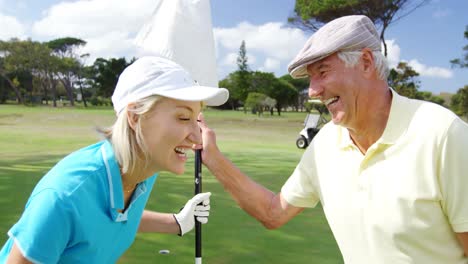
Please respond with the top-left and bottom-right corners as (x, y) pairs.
(0, 105), (342, 263)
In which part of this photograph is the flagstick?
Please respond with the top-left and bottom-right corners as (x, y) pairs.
(194, 149), (202, 264)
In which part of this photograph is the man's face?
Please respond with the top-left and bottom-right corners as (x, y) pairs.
(306, 53), (365, 128)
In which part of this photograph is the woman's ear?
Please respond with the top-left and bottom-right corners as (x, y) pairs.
(126, 103), (139, 131)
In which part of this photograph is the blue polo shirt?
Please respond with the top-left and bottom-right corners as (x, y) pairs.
(0, 140), (157, 263)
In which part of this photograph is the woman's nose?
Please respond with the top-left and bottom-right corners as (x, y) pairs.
(188, 122), (202, 145)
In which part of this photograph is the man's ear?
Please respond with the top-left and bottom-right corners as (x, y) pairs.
(360, 48), (375, 78)
(127, 103), (139, 131)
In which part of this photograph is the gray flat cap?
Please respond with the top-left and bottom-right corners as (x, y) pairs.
(288, 15), (381, 79)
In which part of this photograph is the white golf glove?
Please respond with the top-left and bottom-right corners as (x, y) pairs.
(173, 192), (211, 236)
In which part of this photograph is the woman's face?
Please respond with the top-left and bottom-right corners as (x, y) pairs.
(139, 97), (202, 175)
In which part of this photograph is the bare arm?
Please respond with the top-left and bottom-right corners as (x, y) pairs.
(456, 232), (468, 256)
(198, 114), (304, 229)
(6, 243), (33, 264)
(138, 210), (179, 234)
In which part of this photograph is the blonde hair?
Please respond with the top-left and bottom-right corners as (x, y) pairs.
(337, 50), (389, 80)
(100, 95), (161, 175)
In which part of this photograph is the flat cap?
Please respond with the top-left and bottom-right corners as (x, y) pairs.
(288, 15), (381, 78)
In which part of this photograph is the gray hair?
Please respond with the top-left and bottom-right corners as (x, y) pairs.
(337, 50), (389, 80)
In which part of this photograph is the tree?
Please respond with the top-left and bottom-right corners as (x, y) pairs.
(46, 37), (87, 106)
(263, 97), (277, 115)
(415, 91), (445, 106)
(0, 39), (54, 104)
(237, 40), (249, 72)
(47, 37), (86, 57)
(270, 79), (298, 115)
(32, 44), (62, 106)
(388, 62), (448, 106)
(388, 61), (419, 98)
(0, 61), (23, 103)
(450, 85), (468, 119)
(0, 67), (8, 103)
(450, 25), (468, 68)
(43, 55), (63, 107)
(251, 71), (298, 115)
(280, 74), (309, 111)
(244, 92), (276, 116)
(236, 40), (251, 112)
(289, 0), (429, 56)
(88, 57), (132, 98)
(449, 26), (468, 119)
(221, 70), (252, 108)
(0, 39), (25, 103)
(219, 74), (243, 110)
(76, 53), (90, 107)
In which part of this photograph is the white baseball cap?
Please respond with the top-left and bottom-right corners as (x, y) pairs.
(111, 56), (229, 114)
(288, 15), (381, 79)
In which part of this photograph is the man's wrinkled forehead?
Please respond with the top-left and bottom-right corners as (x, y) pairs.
(306, 54), (336, 74)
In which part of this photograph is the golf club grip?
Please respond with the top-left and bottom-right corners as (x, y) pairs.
(194, 149), (202, 261)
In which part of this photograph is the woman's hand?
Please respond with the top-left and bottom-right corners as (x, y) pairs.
(173, 192), (211, 236)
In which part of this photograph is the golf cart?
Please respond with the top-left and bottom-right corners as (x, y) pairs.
(296, 100), (328, 149)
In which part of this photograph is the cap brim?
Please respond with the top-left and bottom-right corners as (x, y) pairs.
(289, 65), (309, 79)
(156, 86), (229, 106)
(289, 52), (333, 79)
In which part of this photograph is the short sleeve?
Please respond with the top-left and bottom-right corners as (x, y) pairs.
(8, 189), (72, 263)
(439, 118), (468, 232)
(281, 146), (320, 208)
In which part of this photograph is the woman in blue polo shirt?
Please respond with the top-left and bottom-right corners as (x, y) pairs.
(0, 56), (229, 263)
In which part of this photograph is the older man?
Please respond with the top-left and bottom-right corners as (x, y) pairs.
(199, 15), (468, 263)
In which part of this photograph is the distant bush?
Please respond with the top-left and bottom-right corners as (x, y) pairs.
(90, 96), (112, 106)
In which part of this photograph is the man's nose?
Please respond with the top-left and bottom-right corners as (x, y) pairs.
(308, 80), (323, 98)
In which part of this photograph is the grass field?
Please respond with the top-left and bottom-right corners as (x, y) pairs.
(0, 104), (342, 263)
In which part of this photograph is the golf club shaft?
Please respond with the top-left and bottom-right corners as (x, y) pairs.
(194, 149), (202, 264)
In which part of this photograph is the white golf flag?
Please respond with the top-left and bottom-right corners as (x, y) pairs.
(134, 0), (218, 87)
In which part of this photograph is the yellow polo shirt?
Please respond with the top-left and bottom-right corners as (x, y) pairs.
(282, 90), (468, 263)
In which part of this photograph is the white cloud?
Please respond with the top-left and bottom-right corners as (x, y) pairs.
(32, 0), (155, 38)
(222, 52), (238, 66)
(30, 0), (156, 61)
(214, 22), (308, 61)
(26, 2), (309, 77)
(246, 55), (256, 65)
(214, 21), (308, 77)
(407, 59), (453, 78)
(80, 31), (135, 63)
(384, 39), (452, 79)
(261, 58), (280, 72)
(0, 13), (26, 40)
(221, 52), (256, 67)
(384, 39), (401, 69)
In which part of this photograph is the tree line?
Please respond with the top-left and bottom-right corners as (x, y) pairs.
(0, 35), (466, 119)
(0, 37), (133, 107)
(0, 0), (467, 118)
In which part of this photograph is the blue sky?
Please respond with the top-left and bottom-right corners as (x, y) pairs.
(0, 0), (467, 94)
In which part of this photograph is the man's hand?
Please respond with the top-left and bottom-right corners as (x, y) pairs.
(196, 113), (222, 169)
(173, 192), (211, 236)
